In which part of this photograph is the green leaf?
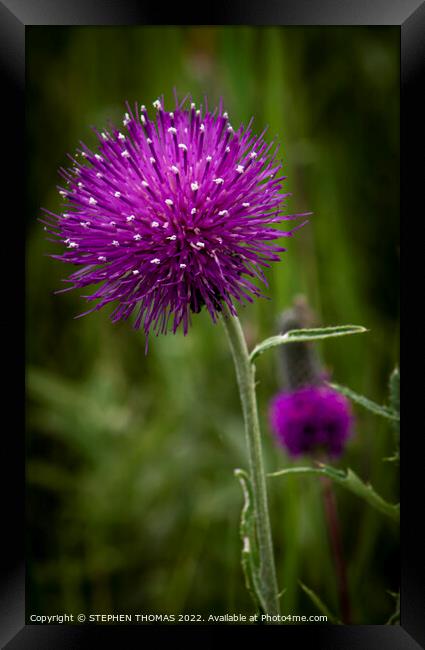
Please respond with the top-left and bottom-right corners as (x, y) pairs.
(389, 367), (400, 415)
(388, 367), (400, 452)
(249, 325), (367, 362)
(268, 465), (400, 525)
(383, 452), (400, 465)
(330, 382), (400, 423)
(386, 590), (400, 625)
(299, 582), (342, 624)
(234, 469), (267, 613)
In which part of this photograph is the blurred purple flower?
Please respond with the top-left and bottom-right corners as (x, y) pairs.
(42, 95), (307, 343)
(269, 385), (353, 458)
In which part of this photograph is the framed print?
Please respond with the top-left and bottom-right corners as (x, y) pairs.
(1, 1), (421, 647)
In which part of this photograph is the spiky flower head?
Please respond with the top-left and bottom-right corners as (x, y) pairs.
(43, 95), (306, 344)
(269, 386), (353, 458)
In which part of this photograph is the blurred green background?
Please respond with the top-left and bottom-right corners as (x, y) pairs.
(26, 26), (399, 623)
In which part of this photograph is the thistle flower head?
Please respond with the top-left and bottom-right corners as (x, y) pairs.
(269, 386), (353, 458)
(43, 96), (306, 343)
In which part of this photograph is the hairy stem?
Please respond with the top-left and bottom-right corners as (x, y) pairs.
(222, 307), (280, 615)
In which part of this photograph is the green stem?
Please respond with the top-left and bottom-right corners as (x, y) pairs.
(222, 307), (280, 615)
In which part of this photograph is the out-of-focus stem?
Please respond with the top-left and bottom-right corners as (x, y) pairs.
(320, 475), (351, 624)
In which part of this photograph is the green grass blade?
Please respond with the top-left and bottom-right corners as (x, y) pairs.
(299, 581), (342, 624)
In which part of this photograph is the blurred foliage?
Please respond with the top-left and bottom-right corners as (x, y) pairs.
(26, 26), (399, 623)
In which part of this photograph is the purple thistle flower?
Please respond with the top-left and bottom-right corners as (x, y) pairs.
(269, 386), (353, 458)
(42, 95), (307, 343)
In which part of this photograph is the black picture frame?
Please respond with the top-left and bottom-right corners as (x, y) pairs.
(1, 1), (420, 647)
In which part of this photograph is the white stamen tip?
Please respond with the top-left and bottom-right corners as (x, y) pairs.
(227, 126), (234, 133)
(111, 240), (120, 247)
(163, 222), (169, 228)
(165, 199), (174, 206)
(101, 132), (108, 140)
(153, 100), (162, 110)
(151, 221), (159, 228)
(133, 234), (142, 241)
(141, 115), (146, 125)
(81, 152), (87, 158)
(142, 180), (149, 188)
(223, 112), (228, 119)
(200, 124), (205, 132)
(78, 182), (83, 188)
(170, 165), (179, 174)
(206, 155), (212, 162)
(236, 165), (244, 173)
(89, 197), (97, 205)
(196, 109), (201, 116)
(114, 191), (121, 198)
(213, 178), (224, 185)
(167, 235), (177, 241)
(150, 258), (161, 264)
(191, 208), (197, 215)
(190, 103), (196, 109)
(95, 154), (103, 161)
(96, 172), (103, 178)
(178, 143), (187, 151)
(132, 269), (140, 275)
(218, 210), (228, 216)
(150, 157), (156, 164)
(118, 132), (126, 140)
(196, 241), (205, 248)
(167, 127), (177, 134)
(68, 241), (78, 249)
(225, 146), (230, 153)
(191, 182), (199, 191)
(242, 202), (250, 207)
(180, 263), (187, 269)
(59, 191), (67, 196)
(98, 256), (106, 262)
(250, 151), (258, 159)
(146, 138), (152, 144)
(126, 215), (136, 222)
(121, 150), (130, 158)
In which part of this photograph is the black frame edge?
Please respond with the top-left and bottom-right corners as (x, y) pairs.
(0, 0), (422, 647)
